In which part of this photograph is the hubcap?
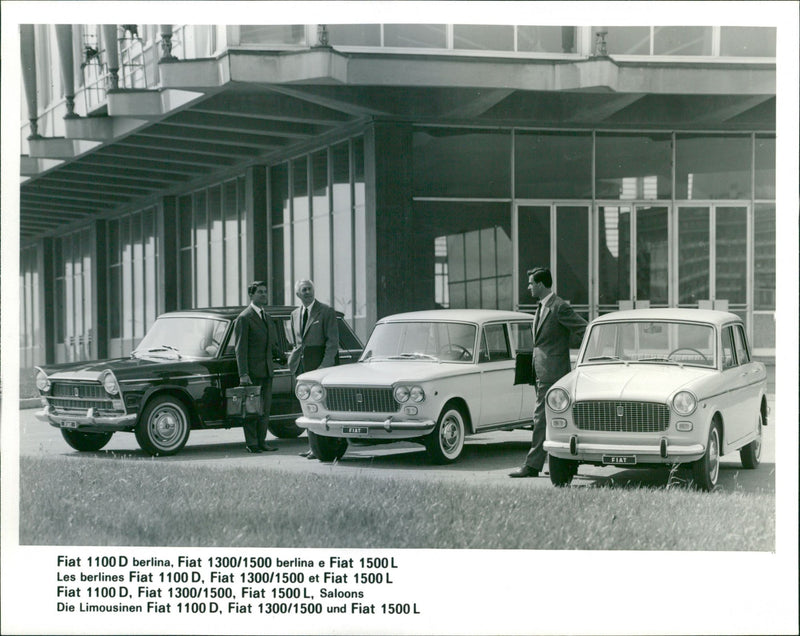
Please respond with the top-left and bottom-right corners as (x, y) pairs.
(753, 416), (763, 460)
(708, 429), (720, 484)
(440, 412), (463, 455)
(150, 406), (185, 447)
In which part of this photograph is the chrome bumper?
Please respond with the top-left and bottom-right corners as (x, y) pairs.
(297, 415), (436, 439)
(544, 439), (704, 459)
(36, 405), (137, 432)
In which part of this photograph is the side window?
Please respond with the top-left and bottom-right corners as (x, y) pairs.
(481, 323), (511, 362)
(337, 316), (363, 349)
(509, 321), (533, 354)
(733, 325), (750, 364)
(721, 327), (737, 369)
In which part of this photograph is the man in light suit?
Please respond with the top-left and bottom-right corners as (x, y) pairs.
(289, 279), (339, 459)
(510, 267), (587, 478)
(234, 281), (286, 454)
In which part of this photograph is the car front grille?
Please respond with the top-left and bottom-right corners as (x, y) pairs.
(325, 387), (398, 413)
(48, 381), (119, 412)
(572, 401), (670, 433)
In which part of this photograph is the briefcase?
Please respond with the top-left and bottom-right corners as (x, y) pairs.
(225, 385), (263, 417)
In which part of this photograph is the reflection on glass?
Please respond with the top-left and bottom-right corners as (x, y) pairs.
(595, 134), (672, 199)
(328, 24), (381, 47)
(517, 206), (550, 305)
(518, 26), (576, 53)
(755, 136), (775, 199)
(598, 206), (631, 306)
(716, 207), (747, 304)
(678, 207), (710, 305)
(515, 132), (592, 199)
(754, 204), (775, 311)
(454, 25), (514, 51)
(239, 25), (306, 45)
(720, 27), (776, 57)
(384, 24), (446, 48)
(598, 26), (650, 55)
(636, 207), (668, 305)
(556, 207), (589, 304)
(676, 135), (751, 199)
(653, 26), (712, 55)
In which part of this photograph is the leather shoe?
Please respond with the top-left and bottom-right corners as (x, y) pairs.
(298, 450), (311, 457)
(305, 451), (317, 460)
(246, 446), (262, 454)
(259, 444), (278, 452)
(509, 465), (539, 478)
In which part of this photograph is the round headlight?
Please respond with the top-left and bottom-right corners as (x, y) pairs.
(102, 371), (119, 395)
(394, 385), (410, 403)
(295, 383), (311, 400)
(546, 387), (571, 413)
(35, 370), (50, 392)
(410, 386), (425, 403)
(672, 391), (697, 416)
(310, 384), (326, 402)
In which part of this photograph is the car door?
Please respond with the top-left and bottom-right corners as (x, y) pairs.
(731, 324), (764, 443)
(476, 322), (524, 427)
(202, 318), (239, 423)
(718, 325), (750, 446)
(509, 321), (536, 420)
(270, 316), (297, 417)
(336, 316), (364, 365)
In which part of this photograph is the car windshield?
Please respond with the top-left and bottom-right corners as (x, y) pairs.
(360, 321), (477, 362)
(582, 321), (716, 368)
(132, 316), (229, 359)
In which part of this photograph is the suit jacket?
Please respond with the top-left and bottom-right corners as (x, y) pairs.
(532, 294), (587, 384)
(288, 300), (339, 374)
(234, 306), (283, 380)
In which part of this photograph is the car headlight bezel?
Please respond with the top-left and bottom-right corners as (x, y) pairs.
(295, 382), (311, 400)
(309, 384), (326, 402)
(35, 369), (50, 393)
(672, 390), (698, 416)
(409, 386), (425, 403)
(101, 370), (120, 396)
(546, 387), (571, 413)
(394, 385), (410, 403)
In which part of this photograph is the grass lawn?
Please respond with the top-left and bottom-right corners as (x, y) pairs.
(19, 456), (774, 551)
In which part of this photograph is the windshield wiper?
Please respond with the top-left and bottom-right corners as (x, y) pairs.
(387, 352), (440, 361)
(587, 355), (627, 364)
(132, 345), (182, 359)
(638, 357), (680, 365)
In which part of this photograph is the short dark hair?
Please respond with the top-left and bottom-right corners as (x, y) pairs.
(247, 281), (268, 297)
(527, 267), (552, 288)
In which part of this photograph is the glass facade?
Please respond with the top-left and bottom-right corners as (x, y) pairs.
(54, 227), (94, 362)
(676, 134), (751, 200)
(20, 245), (42, 368)
(515, 132), (592, 199)
(595, 133), (672, 200)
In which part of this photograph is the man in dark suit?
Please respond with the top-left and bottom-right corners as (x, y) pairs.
(234, 281), (286, 454)
(510, 267), (587, 478)
(288, 279), (339, 459)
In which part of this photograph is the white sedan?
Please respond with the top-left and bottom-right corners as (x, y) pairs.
(543, 309), (768, 490)
(295, 309), (536, 463)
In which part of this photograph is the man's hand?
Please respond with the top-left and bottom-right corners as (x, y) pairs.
(239, 374), (253, 386)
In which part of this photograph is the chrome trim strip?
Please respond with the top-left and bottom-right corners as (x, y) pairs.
(544, 440), (704, 456)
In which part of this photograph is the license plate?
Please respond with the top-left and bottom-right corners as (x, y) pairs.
(61, 421), (78, 429)
(342, 426), (368, 435)
(602, 455), (636, 465)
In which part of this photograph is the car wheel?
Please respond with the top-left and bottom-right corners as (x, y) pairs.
(60, 429), (113, 452)
(268, 420), (303, 439)
(307, 431), (348, 462)
(135, 395), (191, 456)
(692, 422), (721, 491)
(425, 404), (466, 464)
(739, 412), (763, 469)
(548, 454), (578, 487)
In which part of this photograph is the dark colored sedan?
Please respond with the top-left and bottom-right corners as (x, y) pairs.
(34, 306), (363, 456)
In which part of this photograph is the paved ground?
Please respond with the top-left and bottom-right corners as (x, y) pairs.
(11, 397), (776, 493)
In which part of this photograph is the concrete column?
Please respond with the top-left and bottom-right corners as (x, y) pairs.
(101, 25), (120, 89)
(20, 24), (40, 138)
(55, 25), (78, 117)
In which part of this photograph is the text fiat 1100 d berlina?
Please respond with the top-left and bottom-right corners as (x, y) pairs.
(543, 309), (768, 490)
(294, 309), (537, 463)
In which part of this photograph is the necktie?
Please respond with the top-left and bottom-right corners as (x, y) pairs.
(534, 302), (542, 335)
(301, 307), (308, 333)
(261, 310), (269, 329)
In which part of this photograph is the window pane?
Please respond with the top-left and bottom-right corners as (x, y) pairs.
(716, 207), (747, 305)
(678, 207), (710, 305)
(271, 163), (290, 225)
(331, 142), (351, 213)
(311, 150), (329, 217)
(271, 225), (286, 305)
(328, 24), (381, 47)
(653, 26), (712, 55)
(209, 186), (223, 306)
(515, 131), (592, 198)
(144, 208), (157, 327)
(595, 133), (672, 199)
(313, 213), (331, 303)
(754, 204), (775, 310)
(556, 206), (589, 305)
(239, 25), (306, 45)
(353, 137), (365, 208)
(294, 220), (311, 282)
(413, 129), (511, 197)
(109, 265), (121, 338)
(178, 195), (192, 248)
(720, 27), (776, 57)
(755, 136), (775, 199)
(676, 135), (751, 200)
(518, 26), (576, 53)
(224, 180), (240, 305)
(384, 24), (446, 48)
(292, 157), (309, 221)
(517, 206), (550, 306)
(194, 192), (208, 308)
(636, 206), (668, 304)
(599, 26), (650, 55)
(598, 206), (632, 307)
(454, 25), (513, 51)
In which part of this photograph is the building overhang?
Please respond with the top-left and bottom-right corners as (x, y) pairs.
(20, 47), (775, 242)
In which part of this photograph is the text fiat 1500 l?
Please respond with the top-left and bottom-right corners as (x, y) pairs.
(543, 309), (768, 490)
(34, 307), (362, 456)
(294, 310), (537, 463)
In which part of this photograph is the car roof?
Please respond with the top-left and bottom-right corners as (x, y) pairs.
(377, 309), (534, 324)
(592, 308), (741, 327)
(157, 306), (296, 320)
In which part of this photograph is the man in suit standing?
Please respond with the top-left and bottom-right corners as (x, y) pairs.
(510, 267), (587, 478)
(234, 281), (286, 454)
(288, 279), (339, 459)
